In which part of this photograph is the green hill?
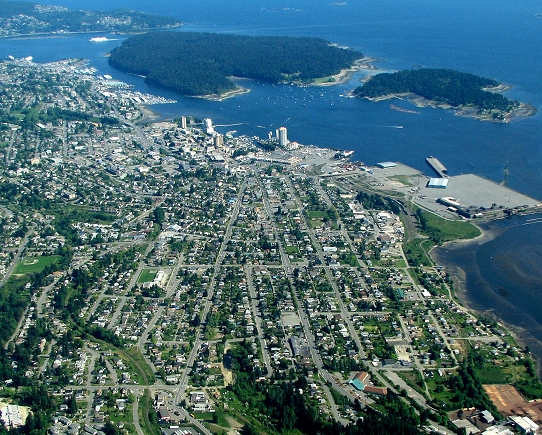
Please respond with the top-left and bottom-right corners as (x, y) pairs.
(354, 68), (519, 115)
(108, 31), (363, 96)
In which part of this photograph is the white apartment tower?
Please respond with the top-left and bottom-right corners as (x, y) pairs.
(204, 118), (214, 134)
(277, 126), (288, 147)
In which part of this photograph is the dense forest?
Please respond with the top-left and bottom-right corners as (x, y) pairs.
(0, 0), (181, 35)
(108, 32), (363, 96)
(353, 68), (519, 113)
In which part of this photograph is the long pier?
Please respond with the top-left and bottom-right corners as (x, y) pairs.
(426, 156), (448, 178)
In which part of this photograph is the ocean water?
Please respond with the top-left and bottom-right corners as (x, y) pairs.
(434, 215), (542, 363)
(3, 0), (542, 197)
(3, 0), (542, 358)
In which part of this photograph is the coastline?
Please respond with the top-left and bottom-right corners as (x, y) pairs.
(431, 217), (542, 376)
(313, 57), (379, 87)
(194, 86), (251, 101)
(137, 105), (163, 123)
(193, 56), (378, 100)
(0, 25), (183, 41)
(363, 92), (537, 122)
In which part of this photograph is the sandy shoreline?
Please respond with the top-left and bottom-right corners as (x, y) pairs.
(194, 86), (251, 101)
(191, 56), (378, 100)
(137, 105), (163, 123)
(314, 57), (379, 87)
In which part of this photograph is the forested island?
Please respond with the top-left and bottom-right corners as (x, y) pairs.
(0, 0), (181, 37)
(353, 68), (524, 121)
(108, 31), (364, 97)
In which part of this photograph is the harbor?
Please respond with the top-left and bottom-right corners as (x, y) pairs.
(352, 160), (541, 220)
(426, 156), (448, 178)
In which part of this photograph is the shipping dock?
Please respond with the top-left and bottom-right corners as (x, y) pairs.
(426, 156), (448, 178)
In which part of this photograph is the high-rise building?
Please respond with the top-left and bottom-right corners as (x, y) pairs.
(277, 126), (288, 147)
(213, 134), (224, 147)
(204, 118), (214, 134)
(180, 116), (187, 129)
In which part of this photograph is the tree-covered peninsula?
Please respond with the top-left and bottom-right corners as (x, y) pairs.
(0, 0), (181, 37)
(108, 31), (363, 96)
(353, 68), (520, 119)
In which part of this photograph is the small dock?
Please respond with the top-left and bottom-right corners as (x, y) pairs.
(426, 156), (448, 178)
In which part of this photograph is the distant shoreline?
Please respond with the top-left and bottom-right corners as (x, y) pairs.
(0, 25), (183, 41)
(195, 86), (251, 101)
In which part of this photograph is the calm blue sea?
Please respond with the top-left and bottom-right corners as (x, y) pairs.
(3, 0), (542, 357)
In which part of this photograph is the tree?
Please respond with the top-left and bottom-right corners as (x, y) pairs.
(67, 393), (77, 415)
(153, 206), (165, 225)
(103, 421), (123, 435)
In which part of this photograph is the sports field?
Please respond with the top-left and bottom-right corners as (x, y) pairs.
(138, 269), (158, 283)
(14, 256), (61, 274)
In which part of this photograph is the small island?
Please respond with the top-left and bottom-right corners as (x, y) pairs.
(0, 0), (182, 37)
(353, 68), (534, 121)
(108, 31), (364, 97)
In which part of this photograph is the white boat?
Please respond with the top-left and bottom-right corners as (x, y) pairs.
(90, 36), (108, 42)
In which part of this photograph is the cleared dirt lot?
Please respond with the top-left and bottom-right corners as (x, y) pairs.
(484, 384), (542, 423)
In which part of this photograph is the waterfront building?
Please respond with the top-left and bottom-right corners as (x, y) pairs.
(204, 118), (214, 134)
(277, 126), (288, 147)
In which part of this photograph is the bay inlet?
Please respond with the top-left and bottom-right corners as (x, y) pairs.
(2, 0), (542, 369)
(434, 214), (542, 369)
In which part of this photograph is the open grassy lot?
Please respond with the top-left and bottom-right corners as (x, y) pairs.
(403, 239), (433, 266)
(306, 210), (328, 219)
(138, 269), (157, 283)
(414, 205), (481, 244)
(285, 245), (299, 254)
(14, 255), (61, 274)
(422, 210), (481, 242)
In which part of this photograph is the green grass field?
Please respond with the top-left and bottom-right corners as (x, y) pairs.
(403, 239), (434, 266)
(14, 255), (61, 274)
(285, 245), (299, 254)
(423, 211), (481, 241)
(394, 258), (407, 268)
(138, 269), (157, 283)
(306, 211), (328, 219)
(413, 205), (481, 243)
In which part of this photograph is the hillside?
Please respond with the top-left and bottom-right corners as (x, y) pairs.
(108, 31), (363, 96)
(353, 68), (519, 117)
(0, 0), (181, 37)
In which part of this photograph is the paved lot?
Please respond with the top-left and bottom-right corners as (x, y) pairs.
(417, 174), (540, 209)
(357, 162), (541, 218)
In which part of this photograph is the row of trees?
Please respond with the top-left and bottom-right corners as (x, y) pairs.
(445, 351), (501, 417)
(109, 32), (363, 96)
(354, 68), (519, 112)
(356, 191), (401, 214)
